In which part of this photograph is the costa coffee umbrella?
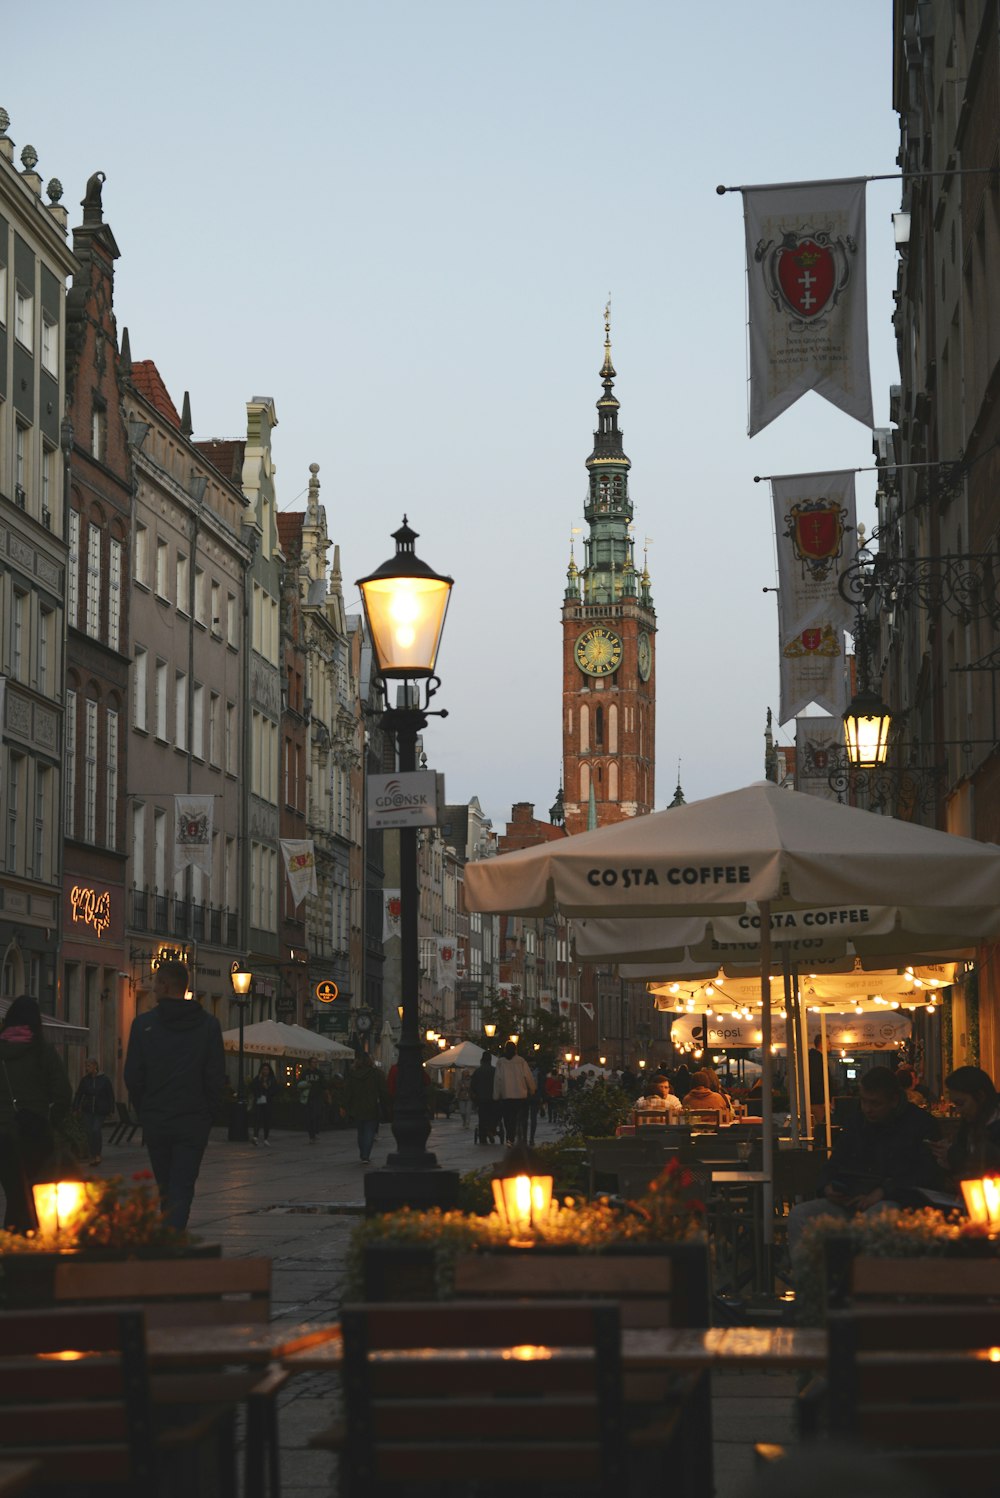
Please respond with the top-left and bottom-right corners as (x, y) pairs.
(464, 781), (1000, 1249)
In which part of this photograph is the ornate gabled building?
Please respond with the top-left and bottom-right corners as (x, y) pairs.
(561, 312), (656, 835)
(62, 170), (132, 1084)
(0, 116), (77, 1018)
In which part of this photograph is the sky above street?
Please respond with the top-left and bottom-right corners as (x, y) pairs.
(9, 2), (901, 830)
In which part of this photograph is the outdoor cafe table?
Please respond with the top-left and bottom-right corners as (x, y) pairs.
(277, 1322), (827, 1373)
(144, 1320), (342, 1369)
(710, 1170), (770, 1297)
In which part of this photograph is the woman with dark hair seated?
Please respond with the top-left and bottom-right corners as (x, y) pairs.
(931, 1066), (1000, 1178)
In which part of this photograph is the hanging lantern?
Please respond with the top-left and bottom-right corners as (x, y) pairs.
(843, 686), (893, 768)
(491, 1146), (554, 1242)
(961, 1176), (1000, 1231)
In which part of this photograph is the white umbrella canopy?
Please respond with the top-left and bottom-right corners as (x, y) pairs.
(426, 1040), (486, 1070)
(220, 1019), (350, 1059)
(282, 1023), (354, 1059)
(464, 781), (1000, 921)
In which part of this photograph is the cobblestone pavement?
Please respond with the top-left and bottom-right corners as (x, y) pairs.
(96, 1113), (797, 1497)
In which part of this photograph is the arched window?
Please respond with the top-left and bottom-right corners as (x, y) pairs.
(608, 762), (619, 801)
(608, 704), (618, 754)
(580, 704), (590, 752)
(594, 706), (603, 747)
(580, 763), (590, 801)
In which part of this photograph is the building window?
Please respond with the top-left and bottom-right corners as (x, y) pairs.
(7, 752), (23, 870)
(14, 286), (32, 350)
(12, 590), (26, 681)
(41, 316), (57, 376)
(38, 605), (53, 696)
(194, 567), (206, 626)
(225, 701), (236, 774)
(153, 807), (166, 890)
(209, 692), (220, 766)
(91, 403), (106, 462)
(86, 523), (102, 638)
(156, 539), (169, 600)
(155, 660), (168, 739)
(225, 836), (236, 911)
(135, 523), (148, 588)
(211, 581), (221, 636)
(64, 690), (76, 837)
(41, 444), (54, 527)
(84, 699), (98, 843)
(175, 671), (187, 751)
(33, 766), (50, 879)
(67, 509), (80, 629)
(227, 592), (238, 646)
(0, 263), (6, 324)
(192, 683), (204, 759)
(580, 704), (590, 753)
(176, 553), (189, 614)
(131, 802), (145, 889)
(108, 538), (122, 652)
(133, 646), (147, 731)
(608, 761), (619, 801)
(15, 423), (27, 502)
(106, 709), (118, 848)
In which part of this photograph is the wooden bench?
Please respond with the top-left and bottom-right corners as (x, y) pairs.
(0, 1306), (237, 1495)
(51, 1256), (284, 1498)
(825, 1240), (1000, 1311)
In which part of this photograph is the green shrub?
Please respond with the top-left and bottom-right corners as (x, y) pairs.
(557, 1082), (633, 1140)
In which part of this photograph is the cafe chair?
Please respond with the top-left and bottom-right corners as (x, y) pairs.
(50, 1255), (286, 1498)
(329, 1299), (649, 1497)
(108, 1100), (142, 1146)
(825, 1301), (1000, 1491)
(0, 1305), (237, 1496)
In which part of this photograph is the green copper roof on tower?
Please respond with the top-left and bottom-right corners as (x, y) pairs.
(579, 302), (643, 605)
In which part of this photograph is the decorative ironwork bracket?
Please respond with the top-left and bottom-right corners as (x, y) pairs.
(839, 547), (999, 625)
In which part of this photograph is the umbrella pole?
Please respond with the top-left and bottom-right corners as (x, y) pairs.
(797, 966), (813, 1142)
(820, 1010), (833, 1154)
(783, 951), (799, 1145)
(760, 903), (774, 1264)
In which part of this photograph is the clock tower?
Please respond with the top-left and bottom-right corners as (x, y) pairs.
(562, 312), (655, 835)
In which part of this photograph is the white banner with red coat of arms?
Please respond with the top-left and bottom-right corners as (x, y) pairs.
(744, 178), (873, 435)
(383, 889), (402, 942)
(436, 939), (457, 987)
(772, 469), (856, 724)
(280, 839), (318, 906)
(174, 794), (213, 876)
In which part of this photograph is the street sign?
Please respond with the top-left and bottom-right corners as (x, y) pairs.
(315, 980), (339, 1003)
(368, 770), (439, 830)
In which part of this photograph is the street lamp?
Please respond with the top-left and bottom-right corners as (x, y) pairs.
(358, 518), (457, 1212)
(228, 957), (252, 1142)
(483, 1022), (497, 1040)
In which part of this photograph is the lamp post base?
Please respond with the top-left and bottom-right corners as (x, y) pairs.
(363, 1165), (460, 1216)
(227, 1098), (249, 1142)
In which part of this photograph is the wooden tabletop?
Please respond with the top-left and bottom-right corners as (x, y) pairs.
(145, 1320), (342, 1369)
(278, 1323), (826, 1372)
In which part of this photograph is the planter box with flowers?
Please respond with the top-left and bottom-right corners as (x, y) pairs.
(347, 1155), (708, 1304)
(0, 1170), (218, 1308)
(793, 1205), (1000, 1326)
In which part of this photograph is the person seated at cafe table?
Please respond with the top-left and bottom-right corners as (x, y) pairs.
(683, 1068), (732, 1121)
(636, 1075), (684, 1114)
(929, 1065), (1000, 1179)
(787, 1066), (944, 1264)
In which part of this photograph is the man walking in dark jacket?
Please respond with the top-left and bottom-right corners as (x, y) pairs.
(124, 961), (225, 1229)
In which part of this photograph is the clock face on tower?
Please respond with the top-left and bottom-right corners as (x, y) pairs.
(575, 627), (623, 677)
(637, 631), (652, 682)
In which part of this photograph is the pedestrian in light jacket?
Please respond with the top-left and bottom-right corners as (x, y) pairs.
(493, 1042), (537, 1146)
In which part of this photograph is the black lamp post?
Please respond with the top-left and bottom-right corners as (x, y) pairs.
(357, 518), (459, 1212)
(227, 957), (252, 1143)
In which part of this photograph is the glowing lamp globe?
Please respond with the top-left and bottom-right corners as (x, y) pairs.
(843, 687), (893, 768)
(32, 1177), (99, 1242)
(357, 518), (453, 680)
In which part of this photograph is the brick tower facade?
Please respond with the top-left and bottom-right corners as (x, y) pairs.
(561, 312), (655, 835)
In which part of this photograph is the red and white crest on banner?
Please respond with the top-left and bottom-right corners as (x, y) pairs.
(775, 237), (837, 319)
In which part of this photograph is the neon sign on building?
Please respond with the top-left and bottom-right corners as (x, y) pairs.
(70, 885), (112, 939)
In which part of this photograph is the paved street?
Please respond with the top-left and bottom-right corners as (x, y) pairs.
(96, 1112), (797, 1497)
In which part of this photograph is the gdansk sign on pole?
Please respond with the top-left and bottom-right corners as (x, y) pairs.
(367, 770), (440, 830)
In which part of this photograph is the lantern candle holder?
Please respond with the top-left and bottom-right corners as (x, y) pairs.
(491, 1146), (554, 1244)
(961, 1176), (1000, 1232)
(32, 1176), (101, 1244)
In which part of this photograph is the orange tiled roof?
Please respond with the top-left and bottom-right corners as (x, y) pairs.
(131, 360), (182, 429)
(277, 512), (303, 554)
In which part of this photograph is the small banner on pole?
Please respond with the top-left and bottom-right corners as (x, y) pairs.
(280, 839), (318, 906)
(744, 178), (873, 434)
(772, 470), (857, 636)
(383, 889), (401, 941)
(174, 794), (213, 876)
